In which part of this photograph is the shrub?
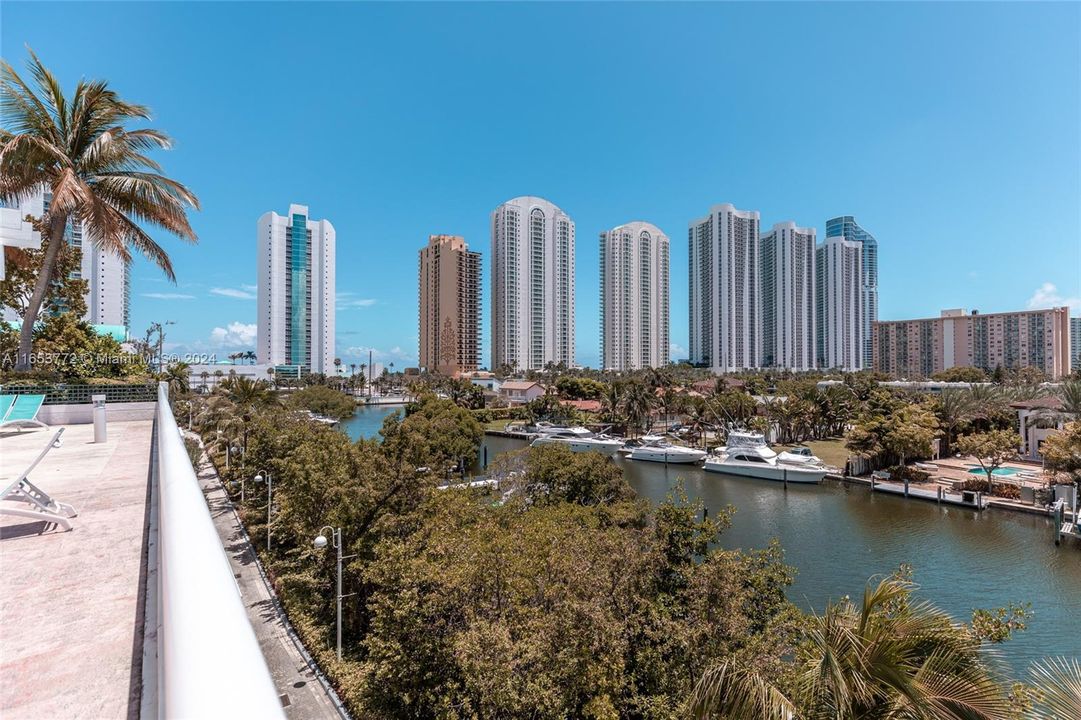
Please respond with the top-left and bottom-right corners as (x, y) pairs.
(888, 465), (931, 483)
(959, 477), (1021, 500)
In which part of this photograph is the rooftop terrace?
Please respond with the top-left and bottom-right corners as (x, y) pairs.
(0, 385), (328, 719)
(1, 420), (151, 718)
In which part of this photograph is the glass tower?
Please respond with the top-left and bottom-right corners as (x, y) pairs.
(825, 215), (877, 368)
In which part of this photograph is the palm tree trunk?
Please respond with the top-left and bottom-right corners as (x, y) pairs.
(15, 213), (69, 371)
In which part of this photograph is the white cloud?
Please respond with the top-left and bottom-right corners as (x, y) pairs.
(337, 292), (377, 308)
(1026, 282), (1081, 312)
(209, 322), (257, 348)
(241, 284), (257, 292)
(342, 345), (417, 365)
(670, 342), (688, 358)
(142, 292), (195, 300)
(210, 287), (256, 300)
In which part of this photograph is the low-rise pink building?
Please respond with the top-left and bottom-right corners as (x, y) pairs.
(873, 307), (1071, 379)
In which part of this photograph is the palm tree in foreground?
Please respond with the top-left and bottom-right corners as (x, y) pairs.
(1, 50), (198, 371)
(690, 575), (1012, 720)
(1029, 657), (1081, 720)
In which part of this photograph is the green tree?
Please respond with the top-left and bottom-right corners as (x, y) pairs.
(288, 383), (356, 420)
(883, 403), (940, 469)
(1, 51), (199, 370)
(1040, 421), (1081, 489)
(383, 394), (482, 476)
(932, 366), (988, 383)
(955, 429), (1018, 494)
(520, 444), (633, 507)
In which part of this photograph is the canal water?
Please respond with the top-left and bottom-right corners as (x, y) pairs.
(343, 411), (1080, 674)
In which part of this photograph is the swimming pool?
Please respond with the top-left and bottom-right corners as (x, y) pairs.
(966, 466), (1023, 476)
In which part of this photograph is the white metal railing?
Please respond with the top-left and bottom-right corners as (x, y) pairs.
(154, 382), (284, 718)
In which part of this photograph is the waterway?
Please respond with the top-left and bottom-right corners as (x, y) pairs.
(339, 403), (406, 440)
(343, 412), (1080, 674)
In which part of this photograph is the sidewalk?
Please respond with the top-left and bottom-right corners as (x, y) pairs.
(194, 455), (347, 720)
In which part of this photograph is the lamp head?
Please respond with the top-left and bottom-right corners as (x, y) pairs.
(255, 473), (264, 483)
(313, 534), (328, 549)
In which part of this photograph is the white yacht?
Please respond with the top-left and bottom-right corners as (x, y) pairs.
(777, 445), (827, 469)
(628, 437), (707, 464)
(704, 431), (826, 483)
(618, 434), (665, 454)
(529, 427), (624, 455)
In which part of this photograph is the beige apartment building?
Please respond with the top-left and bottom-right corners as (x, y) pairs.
(418, 235), (481, 375)
(873, 307), (1071, 379)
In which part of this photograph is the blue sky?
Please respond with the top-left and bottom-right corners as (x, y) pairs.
(5, 1), (1079, 369)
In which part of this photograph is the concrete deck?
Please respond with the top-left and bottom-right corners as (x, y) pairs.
(0, 421), (153, 720)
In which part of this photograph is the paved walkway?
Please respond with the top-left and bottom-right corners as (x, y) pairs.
(194, 451), (346, 720)
(0, 421), (152, 719)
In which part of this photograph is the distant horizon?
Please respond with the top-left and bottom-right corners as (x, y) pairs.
(5, 1), (1078, 369)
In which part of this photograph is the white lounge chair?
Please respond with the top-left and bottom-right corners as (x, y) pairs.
(0, 428), (76, 532)
(0, 394), (49, 431)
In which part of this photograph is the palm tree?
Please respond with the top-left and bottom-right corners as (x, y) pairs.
(163, 361), (190, 397)
(935, 389), (976, 456)
(1, 51), (198, 371)
(623, 381), (656, 437)
(600, 381), (624, 426)
(691, 575), (1012, 720)
(219, 375), (274, 408)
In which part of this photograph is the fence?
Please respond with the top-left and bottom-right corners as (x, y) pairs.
(0, 383), (157, 405)
(154, 381), (285, 718)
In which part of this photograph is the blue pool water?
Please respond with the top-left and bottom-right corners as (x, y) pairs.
(967, 467), (1023, 476)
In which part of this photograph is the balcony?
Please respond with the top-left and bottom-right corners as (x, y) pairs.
(0, 384), (339, 719)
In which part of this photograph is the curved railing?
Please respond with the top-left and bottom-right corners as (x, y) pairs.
(155, 382), (284, 718)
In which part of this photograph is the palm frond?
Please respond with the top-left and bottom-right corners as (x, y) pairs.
(689, 660), (798, 720)
(1029, 657), (1081, 720)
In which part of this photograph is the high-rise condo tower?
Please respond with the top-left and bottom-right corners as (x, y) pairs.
(760, 221), (816, 370)
(825, 215), (877, 368)
(815, 236), (864, 371)
(256, 204), (335, 375)
(490, 196), (575, 371)
(599, 221), (670, 370)
(688, 203), (761, 372)
(418, 234), (482, 376)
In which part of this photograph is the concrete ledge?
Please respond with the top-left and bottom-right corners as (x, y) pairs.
(38, 402), (156, 425)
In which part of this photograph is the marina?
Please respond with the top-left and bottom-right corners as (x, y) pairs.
(338, 410), (1081, 675)
(473, 432), (1081, 676)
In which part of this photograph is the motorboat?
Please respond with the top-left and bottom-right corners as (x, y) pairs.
(618, 434), (665, 454)
(705, 431), (826, 483)
(628, 437), (707, 464)
(776, 446), (827, 469)
(529, 426), (624, 455)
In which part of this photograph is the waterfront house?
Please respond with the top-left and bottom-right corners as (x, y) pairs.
(499, 380), (545, 405)
(1012, 396), (1065, 461)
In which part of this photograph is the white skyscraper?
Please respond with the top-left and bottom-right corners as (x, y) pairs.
(1, 188), (129, 333)
(490, 196), (575, 371)
(760, 221), (816, 371)
(815, 236), (864, 371)
(688, 203), (761, 372)
(825, 216), (877, 368)
(256, 204), (335, 375)
(600, 221), (670, 371)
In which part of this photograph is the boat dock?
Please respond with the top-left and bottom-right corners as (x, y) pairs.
(868, 473), (988, 509)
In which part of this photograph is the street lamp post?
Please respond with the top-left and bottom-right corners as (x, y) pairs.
(254, 469), (273, 551)
(313, 526), (357, 661)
